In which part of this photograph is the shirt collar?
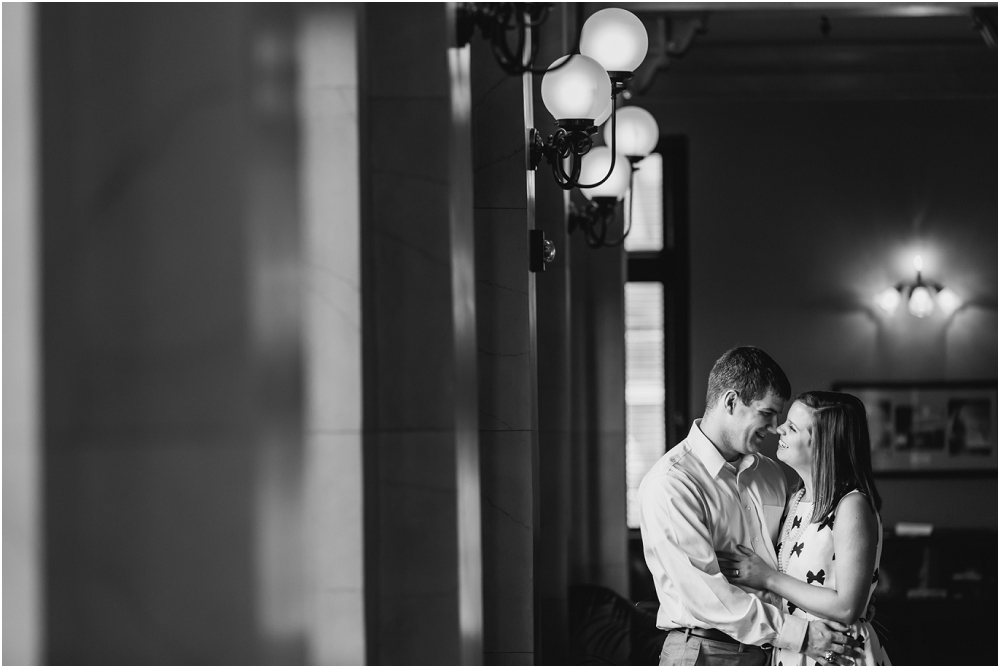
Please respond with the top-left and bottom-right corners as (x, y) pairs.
(689, 419), (758, 479)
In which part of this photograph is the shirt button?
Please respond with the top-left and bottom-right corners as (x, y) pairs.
(745, 505), (751, 510)
(754, 537), (760, 543)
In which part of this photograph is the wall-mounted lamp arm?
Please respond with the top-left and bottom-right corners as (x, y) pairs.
(457, 3), (585, 76)
(528, 89), (624, 191)
(572, 94), (619, 189)
(571, 162), (637, 248)
(569, 198), (619, 248)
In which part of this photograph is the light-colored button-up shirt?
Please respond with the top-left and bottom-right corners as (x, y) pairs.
(637, 420), (808, 652)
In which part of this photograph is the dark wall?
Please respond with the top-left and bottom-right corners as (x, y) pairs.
(642, 95), (997, 529)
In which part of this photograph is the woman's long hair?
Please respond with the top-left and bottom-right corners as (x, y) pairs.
(795, 391), (882, 522)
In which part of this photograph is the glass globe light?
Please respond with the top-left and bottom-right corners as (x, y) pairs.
(936, 287), (962, 317)
(540, 55), (612, 122)
(580, 8), (649, 73)
(579, 147), (631, 200)
(908, 285), (935, 318)
(604, 106), (659, 159)
(874, 287), (902, 315)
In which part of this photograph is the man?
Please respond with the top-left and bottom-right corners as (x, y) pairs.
(638, 346), (862, 666)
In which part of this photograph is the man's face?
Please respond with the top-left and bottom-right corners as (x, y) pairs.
(729, 390), (785, 456)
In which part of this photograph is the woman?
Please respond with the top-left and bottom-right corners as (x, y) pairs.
(717, 391), (890, 666)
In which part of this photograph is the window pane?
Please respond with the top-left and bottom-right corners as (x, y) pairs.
(623, 153), (663, 252)
(625, 282), (665, 528)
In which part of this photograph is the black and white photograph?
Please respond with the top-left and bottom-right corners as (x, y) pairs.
(3, 2), (996, 667)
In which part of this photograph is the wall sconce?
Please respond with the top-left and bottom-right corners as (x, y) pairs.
(528, 9), (649, 191)
(568, 105), (660, 248)
(874, 255), (963, 318)
(459, 5), (658, 255)
(569, 147), (632, 247)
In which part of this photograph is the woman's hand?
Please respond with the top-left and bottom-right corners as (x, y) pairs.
(716, 545), (774, 591)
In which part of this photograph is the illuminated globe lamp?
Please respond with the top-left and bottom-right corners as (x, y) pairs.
(604, 105), (659, 164)
(873, 286), (902, 315)
(580, 147), (631, 200)
(907, 284), (935, 318)
(935, 287), (962, 317)
(540, 54), (612, 127)
(529, 8), (649, 193)
(580, 8), (649, 93)
(569, 147), (632, 248)
(530, 55), (613, 188)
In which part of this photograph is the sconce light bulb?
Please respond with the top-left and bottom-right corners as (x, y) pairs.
(541, 55), (612, 123)
(579, 147), (631, 200)
(604, 106), (659, 159)
(907, 285), (935, 318)
(936, 287), (962, 317)
(580, 8), (649, 73)
(874, 287), (902, 315)
(913, 254), (924, 272)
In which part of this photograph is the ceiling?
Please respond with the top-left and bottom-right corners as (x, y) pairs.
(590, 3), (998, 100)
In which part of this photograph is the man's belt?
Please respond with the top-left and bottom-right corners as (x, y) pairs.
(673, 627), (756, 647)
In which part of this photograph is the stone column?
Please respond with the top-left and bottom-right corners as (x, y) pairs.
(532, 5), (575, 664)
(469, 23), (538, 666)
(3, 4), (43, 664)
(568, 197), (630, 596)
(359, 4), (483, 664)
(296, 5), (366, 664)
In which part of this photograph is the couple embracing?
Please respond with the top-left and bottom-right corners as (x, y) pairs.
(638, 347), (891, 666)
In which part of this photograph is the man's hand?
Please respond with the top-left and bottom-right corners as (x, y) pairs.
(803, 619), (864, 666)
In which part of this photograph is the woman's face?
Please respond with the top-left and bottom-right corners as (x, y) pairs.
(776, 401), (815, 470)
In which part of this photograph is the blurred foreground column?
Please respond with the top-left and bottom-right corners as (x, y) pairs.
(296, 4), (366, 665)
(3, 3), (44, 664)
(40, 5), (310, 663)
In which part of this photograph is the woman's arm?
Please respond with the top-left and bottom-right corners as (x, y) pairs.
(719, 493), (879, 626)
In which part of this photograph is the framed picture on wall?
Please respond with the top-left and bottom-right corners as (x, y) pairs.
(831, 381), (998, 473)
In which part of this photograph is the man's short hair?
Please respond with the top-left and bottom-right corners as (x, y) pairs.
(705, 346), (791, 411)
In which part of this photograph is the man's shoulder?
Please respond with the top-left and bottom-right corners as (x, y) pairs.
(640, 440), (700, 489)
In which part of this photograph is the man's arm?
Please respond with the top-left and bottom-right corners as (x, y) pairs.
(640, 475), (807, 651)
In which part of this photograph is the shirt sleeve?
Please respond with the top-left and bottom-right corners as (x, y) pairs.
(640, 473), (808, 652)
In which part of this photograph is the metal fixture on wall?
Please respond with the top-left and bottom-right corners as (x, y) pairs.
(528, 8), (649, 191)
(874, 255), (963, 318)
(568, 106), (659, 248)
(455, 3), (556, 75)
(459, 4), (663, 255)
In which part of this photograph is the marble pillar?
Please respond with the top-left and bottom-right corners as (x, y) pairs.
(532, 5), (574, 664)
(469, 22), (537, 667)
(360, 4), (482, 664)
(296, 5), (366, 664)
(3, 4), (43, 664)
(568, 197), (630, 597)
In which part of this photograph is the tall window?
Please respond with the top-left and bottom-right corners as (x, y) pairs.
(625, 154), (665, 528)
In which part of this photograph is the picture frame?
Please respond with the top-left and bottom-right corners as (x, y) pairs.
(831, 380), (998, 473)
